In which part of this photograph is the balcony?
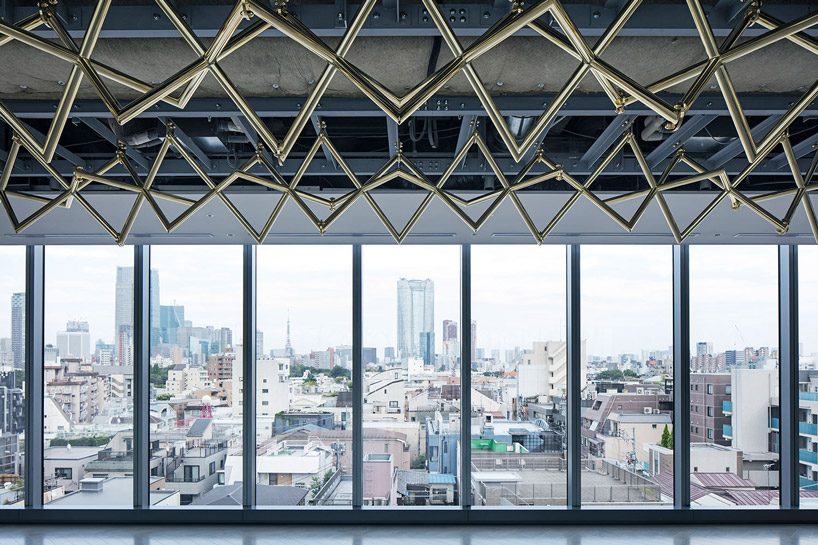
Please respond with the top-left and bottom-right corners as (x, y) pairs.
(799, 449), (818, 464)
(800, 476), (818, 490)
(800, 392), (818, 402)
(801, 422), (818, 436)
(723, 424), (733, 439)
(769, 419), (817, 435)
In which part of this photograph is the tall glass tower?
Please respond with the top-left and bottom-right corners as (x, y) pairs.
(396, 278), (434, 361)
(115, 267), (160, 361)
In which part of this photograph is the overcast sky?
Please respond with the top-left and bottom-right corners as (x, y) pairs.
(0, 245), (817, 358)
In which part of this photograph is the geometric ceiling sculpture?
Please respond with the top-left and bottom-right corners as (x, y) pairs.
(0, 0), (817, 244)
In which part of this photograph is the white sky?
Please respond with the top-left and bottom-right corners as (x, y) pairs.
(0, 244), (817, 358)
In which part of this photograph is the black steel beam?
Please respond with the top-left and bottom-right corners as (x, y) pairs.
(5, 95), (815, 120)
(352, 244), (363, 509)
(312, 115), (337, 169)
(24, 245), (44, 509)
(386, 118), (400, 157)
(646, 115), (718, 169)
(673, 244), (691, 509)
(706, 115), (783, 169)
(133, 245), (150, 510)
(7, 154), (814, 180)
(242, 244), (257, 508)
(566, 244), (581, 509)
(79, 118), (151, 170)
(771, 131), (818, 170)
(778, 245), (799, 510)
(16, 3), (818, 39)
(460, 244), (472, 509)
(579, 115), (637, 169)
(158, 117), (214, 171)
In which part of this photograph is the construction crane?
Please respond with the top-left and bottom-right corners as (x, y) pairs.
(734, 324), (747, 349)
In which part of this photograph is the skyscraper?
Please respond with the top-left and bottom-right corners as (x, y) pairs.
(56, 320), (91, 362)
(419, 331), (434, 365)
(159, 304), (185, 345)
(441, 319), (459, 370)
(115, 267), (159, 361)
(10, 292), (24, 370)
(442, 319), (458, 343)
(396, 278), (434, 360)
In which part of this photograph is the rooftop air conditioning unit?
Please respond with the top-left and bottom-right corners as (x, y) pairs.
(644, 407), (652, 414)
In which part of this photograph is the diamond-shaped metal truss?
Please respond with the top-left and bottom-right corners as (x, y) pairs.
(0, 0), (817, 244)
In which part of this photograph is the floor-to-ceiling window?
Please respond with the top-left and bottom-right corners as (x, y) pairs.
(255, 245), (353, 506)
(581, 245), (673, 505)
(362, 245), (461, 507)
(0, 241), (815, 516)
(798, 246), (818, 507)
(43, 246), (133, 507)
(149, 246), (242, 507)
(689, 246), (779, 508)
(0, 247), (25, 507)
(470, 245), (567, 507)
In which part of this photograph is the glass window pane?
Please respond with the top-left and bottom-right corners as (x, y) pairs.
(0, 247), (25, 507)
(44, 246), (133, 507)
(581, 245), (673, 506)
(798, 246), (818, 506)
(150, 246), (242, 507)
(362, 245), (461, 507)
(689, 246), (779, 508)
(470, 245), (566, 507)
(255, 246), (352, 507)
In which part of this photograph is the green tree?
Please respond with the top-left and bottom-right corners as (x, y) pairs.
(309, 475), (322, 496)
(51, 436), (112, 447)
(155, 393), (172, 401)
(595, 369), (625, 381)
(623, 369), (639, 378)
(329, 365), (351, 379)
(660, 424), (673, 450)
(149, 363), (169, 386)
(411, 453), (427, 469)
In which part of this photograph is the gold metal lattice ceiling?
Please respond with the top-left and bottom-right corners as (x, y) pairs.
(0, 0), (817, 244)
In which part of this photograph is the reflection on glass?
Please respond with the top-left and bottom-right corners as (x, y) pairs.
(690, 246), (779, 507)
(581, 246), (673, 505)
(363, 246), (461, 506)
(149, 246), (242, 507)
(253, 246), (352, 506)
(470, 246), (567, 507)
(798, 246), (818, 507)
(0, 248), (25, 507)
(43, 247), (134, 507)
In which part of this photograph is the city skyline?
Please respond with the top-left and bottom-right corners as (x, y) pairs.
(0, 246), (817, 359)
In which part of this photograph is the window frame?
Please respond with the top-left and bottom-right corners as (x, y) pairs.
(4, 243), (809, 523)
